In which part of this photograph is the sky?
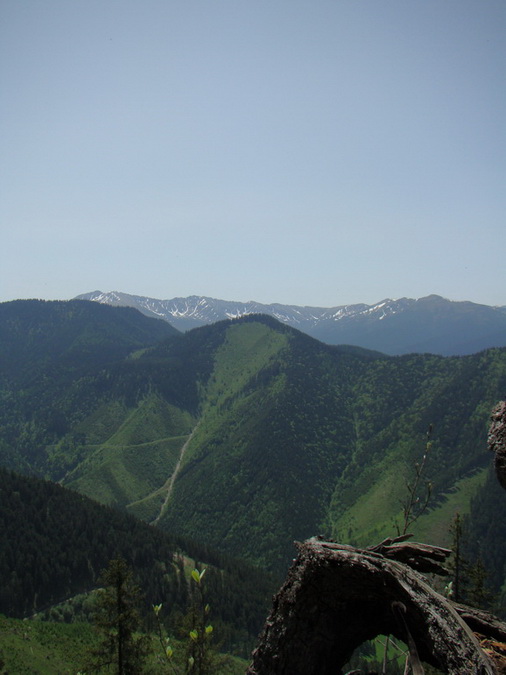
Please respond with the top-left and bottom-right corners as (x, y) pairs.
(1, 1), (505, 308)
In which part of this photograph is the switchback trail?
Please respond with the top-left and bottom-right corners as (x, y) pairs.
(151, 424), (199, 527)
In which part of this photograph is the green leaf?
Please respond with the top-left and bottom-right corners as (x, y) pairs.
(191, 569), (201, 584)
(189, 629), (198, 641)
(205, 624), (213, 634)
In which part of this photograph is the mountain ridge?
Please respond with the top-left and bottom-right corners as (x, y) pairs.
(2, 300), (506, 579)
(75, 290), (506, 356)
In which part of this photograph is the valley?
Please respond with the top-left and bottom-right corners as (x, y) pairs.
(1, 298), (506, 671)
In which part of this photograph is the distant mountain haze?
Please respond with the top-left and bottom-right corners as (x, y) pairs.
(75, 291), (506, 356)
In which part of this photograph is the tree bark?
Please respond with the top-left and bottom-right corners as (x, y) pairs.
(247, 538), (500, 674)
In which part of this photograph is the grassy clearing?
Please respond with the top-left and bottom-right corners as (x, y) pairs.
(127, 485), (168, 522)
(333, 462), (406, 546)
(0, 614), (96, 674)
(333, 464), (487, 549)
(66, 434), (189, 506)
(64, 395), (195, 506)
(408, 468), (488, 546)
(181, 321), (288, 468)
(0, 615), (249, 674)
(104, 396), (194, 447)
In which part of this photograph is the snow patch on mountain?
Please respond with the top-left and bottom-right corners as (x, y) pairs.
(74, 291), (506, 356)
(76, 292), (420, 331)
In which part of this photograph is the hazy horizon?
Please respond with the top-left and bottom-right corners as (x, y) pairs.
(1, 1), (505, 308)
(3, 288), (505, 310)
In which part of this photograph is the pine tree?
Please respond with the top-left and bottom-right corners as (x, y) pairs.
(466, 558), (496, 611)
(90, 557), (149, 674)
(449, 512), (466, 603)
(448, 514), (496, 611)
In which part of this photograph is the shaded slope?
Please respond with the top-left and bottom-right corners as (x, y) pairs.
(0, 467), (275, 655)
(311, 295), (506, 356)
(0, 299), (178, 382)
(0, 299), (180, 472)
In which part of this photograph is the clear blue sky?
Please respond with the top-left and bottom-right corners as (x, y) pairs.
(1, 1), (505, 307)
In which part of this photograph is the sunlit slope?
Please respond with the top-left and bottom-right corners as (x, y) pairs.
(326, 347), (506, 547)
(65, 394), (194, 506)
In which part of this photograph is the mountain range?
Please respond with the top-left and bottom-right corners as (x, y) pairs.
(2, 299), (506, 590)
(75, 290), (506, 356)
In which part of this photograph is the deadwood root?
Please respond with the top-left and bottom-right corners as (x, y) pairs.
(247, 537), (505, 674)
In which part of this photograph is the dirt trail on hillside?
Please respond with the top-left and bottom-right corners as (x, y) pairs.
(151, 425), (198, 527)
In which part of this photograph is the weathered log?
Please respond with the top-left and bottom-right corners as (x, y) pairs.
(247, 538), (499, 675)
(369, 535), (452, 576)
(455, 604), (506, 645)
(489, 401), (506, 489)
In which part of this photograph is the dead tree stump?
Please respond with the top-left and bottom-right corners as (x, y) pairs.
(247, 538), (500, 674)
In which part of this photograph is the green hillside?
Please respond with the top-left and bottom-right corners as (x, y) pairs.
(158, 326), (506, 572)
(0, 299), (179, 474)
(64, 394), (195, 507)
(326, 347), (506, 545)
(1, 301), (505, 585)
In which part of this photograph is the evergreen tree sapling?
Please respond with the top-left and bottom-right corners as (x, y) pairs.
(448, 512), (498, 611)
(90, 557), (149, 674)
(448, 512), (464, 603)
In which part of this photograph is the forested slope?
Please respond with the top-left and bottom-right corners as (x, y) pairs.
(0, 467), (275, 654)
(1, 300), (505, 585)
